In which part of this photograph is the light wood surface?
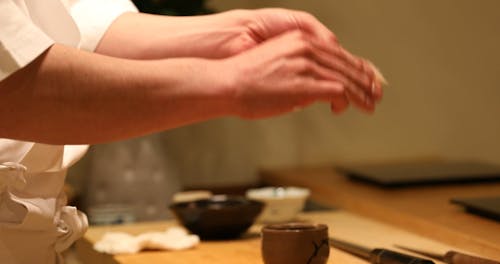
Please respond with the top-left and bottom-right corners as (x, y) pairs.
(75, 211), (485, 264)
(260, 166), (500, 259)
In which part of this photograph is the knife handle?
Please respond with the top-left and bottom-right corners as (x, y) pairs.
(444, 251), (500, 264)
(370, 249), (435, 264)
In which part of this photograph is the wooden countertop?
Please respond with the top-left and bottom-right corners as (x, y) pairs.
(260, 166), (500, 259)
(76, 211), (474, 264)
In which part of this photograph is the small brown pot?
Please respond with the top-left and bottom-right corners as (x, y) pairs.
(261, 222), (330, 264)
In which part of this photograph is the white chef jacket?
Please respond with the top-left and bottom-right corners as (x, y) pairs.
(0, 0), (137, 263)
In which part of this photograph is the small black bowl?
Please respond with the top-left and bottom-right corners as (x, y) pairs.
(169, 195), (264, 240)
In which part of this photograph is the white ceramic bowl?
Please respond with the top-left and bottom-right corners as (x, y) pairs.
(246, 187), (310, 223)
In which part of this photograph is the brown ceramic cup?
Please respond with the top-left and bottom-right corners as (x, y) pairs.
(261, 223), (330, 264)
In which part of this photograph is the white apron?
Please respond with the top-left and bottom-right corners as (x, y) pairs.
(0, 143), (88, 264)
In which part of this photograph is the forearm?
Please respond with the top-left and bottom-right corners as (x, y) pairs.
(95, 11), (253, 59)
(0, 44), (232, 144)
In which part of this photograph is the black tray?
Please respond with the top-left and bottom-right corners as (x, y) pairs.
(337, 160), (500, 188)
(451, 196), (500, 222)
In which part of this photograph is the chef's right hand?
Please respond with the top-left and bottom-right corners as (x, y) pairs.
(220, 30), (383, 119)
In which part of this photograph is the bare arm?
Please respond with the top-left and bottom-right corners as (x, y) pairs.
(0, 29), (361, 145)
(95, 10), (254, 59)
(95, 9), (383, 110)
(0, 8), (384, 144)
(0, 44), (231, 144)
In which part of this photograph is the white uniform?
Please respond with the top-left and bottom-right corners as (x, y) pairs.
(0, 1), (137, 263)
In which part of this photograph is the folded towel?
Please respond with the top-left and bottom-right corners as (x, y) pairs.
(94, 227), (200, 254)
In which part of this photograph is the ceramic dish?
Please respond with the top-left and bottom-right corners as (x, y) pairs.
(169, 195), (264, 240)
(246, 187), (310, 223)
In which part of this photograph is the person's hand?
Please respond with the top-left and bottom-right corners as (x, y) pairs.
(98, 9), (384, 114)
(218, 30), (377, 118)
(223, 8), (337, 53)
(222, 9), (384, 113)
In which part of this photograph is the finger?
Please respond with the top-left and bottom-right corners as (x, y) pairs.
(330, 94), (349, 114)
(346, 90), (375, 113)
(339, 48), (387, 87)
(338, 47), (385, 101)
(364, 60), (385, 101)
(296, 76), (345, 100)
(277, 77), (344, 114)
(276, 32), (366, 89)
(309, 40), (373, 93)
(295, 47), (375, 111)
(289, 83), (349, 115)
(304, 37), (382, 103)
(283, 74), (349, 115)
(293, 96), (349, 114)
(299, 55), (375, 112)
(327, 71), (374, 112)
(290, 57), (352, 99)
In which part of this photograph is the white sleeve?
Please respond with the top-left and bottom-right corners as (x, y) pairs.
(68, 0), (139, 52)
(0, 1), (54, 82)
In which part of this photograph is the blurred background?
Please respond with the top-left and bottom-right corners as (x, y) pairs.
(66, 0), (500, 223)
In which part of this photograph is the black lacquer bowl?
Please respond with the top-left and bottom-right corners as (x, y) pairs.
(169, 195), (264, 240)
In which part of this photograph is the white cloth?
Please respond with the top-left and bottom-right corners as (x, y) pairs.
(94, 227), (200, 255)
(0, 0), (137, 263)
